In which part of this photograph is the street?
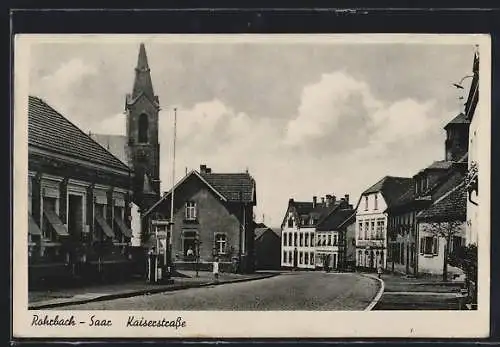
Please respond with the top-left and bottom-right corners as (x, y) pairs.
(59, 272), (380, 311)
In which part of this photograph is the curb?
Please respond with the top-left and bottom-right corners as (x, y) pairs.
(361, 273), (385, 311)
(28, 273), (277, 310)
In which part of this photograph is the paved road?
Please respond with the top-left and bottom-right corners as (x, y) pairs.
(60, 272), (380, 311)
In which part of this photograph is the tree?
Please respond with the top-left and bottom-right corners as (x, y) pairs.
(425, 220), (464, 281)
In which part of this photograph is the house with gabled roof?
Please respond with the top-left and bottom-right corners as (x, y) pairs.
(416, 180), (467, 276)
(142, 165), (257, 273)
(254, 223), (281, 270)
(28, 96), (136, 285)
(280, 194), (354, 270)
(355, 176), (412, 271)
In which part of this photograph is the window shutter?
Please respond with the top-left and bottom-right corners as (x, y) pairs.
(433, 237), (438, 255)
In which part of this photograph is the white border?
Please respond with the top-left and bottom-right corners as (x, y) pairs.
(13, 34), (491, 339)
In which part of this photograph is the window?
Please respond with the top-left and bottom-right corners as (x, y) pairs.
(294, 233), (297, 246)
(371, 220), (375, 239)
(420, 236), (438, 255)
(309, 218), (315, 226)
(364, 221), (369, 239)
(364, 196), (368, 210)
(299, 252), (303, 264)
(327, 234), (332, 246)
(288, 218), (293, 228)
(376, 219), (384, 239)
(288, 251), (292, 263)
(182, 231), (198, 258)
(374, 194), (378, 210)
(310, 252), (315, 265)
(42, 196), (58, 239)
(185, 201), (196, 220)
(283, 233), (287, 246)
(299, 233), (303, 247)
(304, 233), (309, 247)
(288, 233), (292, 246)
(138, 114), (149, 143)
(282, 251), (287, 263)
(357, 250), (362, 266)
(310, 233), (314, 247)
(358, 222), (363, 240)
(305, 252), (309, 265)
(333, 234), (338, 245)
(215, 233), (227, 254)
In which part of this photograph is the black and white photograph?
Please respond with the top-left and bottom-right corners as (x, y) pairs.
(13, 34), (490, 338)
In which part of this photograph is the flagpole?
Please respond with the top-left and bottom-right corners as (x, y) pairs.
(168, 107), (177, 269)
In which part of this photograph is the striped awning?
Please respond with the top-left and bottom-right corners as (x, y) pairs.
(43, 206), (69, 236)
(114, 215), (133, 238)
(28, 214), (42, 235)
(95, 214), (115, 238)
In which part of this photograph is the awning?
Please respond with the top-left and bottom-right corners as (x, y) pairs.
(28, 214), (42, 235)
(114, 215), (133, 238)
(95, 214), (115, 238)
(43, 206), (69, 236)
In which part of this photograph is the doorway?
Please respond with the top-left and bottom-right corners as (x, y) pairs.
(68, 194), (84, 239)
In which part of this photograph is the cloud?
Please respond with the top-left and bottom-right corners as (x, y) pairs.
(31, 58), (99, 130)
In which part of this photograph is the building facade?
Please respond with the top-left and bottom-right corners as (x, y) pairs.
(465, 49), (480, 247)
(281, 194), (354, 271)
(254, 223), (281, 270)
(28, 96), (136, 285)
(355, 176), (412, 271)
(143, 165), (257, 273)
(416, 182), (467, 276)
(386, 112), (469, 276)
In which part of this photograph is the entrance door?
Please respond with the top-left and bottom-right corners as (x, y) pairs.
(68, 195), (83, 239)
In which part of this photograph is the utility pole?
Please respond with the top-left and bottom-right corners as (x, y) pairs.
(168, 107), (177, 273)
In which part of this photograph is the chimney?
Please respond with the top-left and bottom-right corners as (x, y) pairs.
(325, 194), (332, 207)
(344, 194), (349, 203)
(312, 196), (317, 208)
(288, 198), (294, 205)
(321, 197), (325, 205)
(205, 167), (212, 174)
(200, 164), (207, 173)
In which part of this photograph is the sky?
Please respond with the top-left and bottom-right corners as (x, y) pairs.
(27, 36), (478, 228)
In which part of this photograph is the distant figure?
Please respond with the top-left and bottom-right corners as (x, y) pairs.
(377, 264), (383, 279)
(186, 246), (194, 258)
(213, 257), (220, 283)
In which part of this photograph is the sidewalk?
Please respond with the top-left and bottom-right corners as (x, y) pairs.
(372, 272), (465, 310)
(29, 270), (278, 310)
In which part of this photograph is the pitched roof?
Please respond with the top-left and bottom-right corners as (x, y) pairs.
(89, 134), (128, 165)
(143, 169), (255, 217)
(317, 208), (356, 231)
(200, 172), (255, 203)
(444, 113), (469, 129)
(362, 176), (413, 207)
(425, 160), (454, 171)
(416, 182), (467, 222)
(28, 96), (130, 172)
(255, 227), (280, 240)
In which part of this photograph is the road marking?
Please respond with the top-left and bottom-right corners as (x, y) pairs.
(384, 291), (458, 297)
(361, 273), (384, 311)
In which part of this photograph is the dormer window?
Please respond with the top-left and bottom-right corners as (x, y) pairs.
(287, 218), (293, 228)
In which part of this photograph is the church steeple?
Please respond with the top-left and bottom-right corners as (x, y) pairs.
(125, 43), (161, 211)
(132, 43), (156, 101)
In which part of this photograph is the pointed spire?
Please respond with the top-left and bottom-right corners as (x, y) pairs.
(143, 173), (156, 195)
(132, 43), (155, 100)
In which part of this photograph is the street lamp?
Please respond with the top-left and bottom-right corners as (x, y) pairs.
(452, 75), (474, 90)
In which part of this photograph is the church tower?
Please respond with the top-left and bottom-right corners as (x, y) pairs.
(125, 43), (161, 211)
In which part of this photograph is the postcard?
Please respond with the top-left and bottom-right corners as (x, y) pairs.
(13, 33), (491, 338)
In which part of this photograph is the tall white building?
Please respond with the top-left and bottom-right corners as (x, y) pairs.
(355, 176), (412, 270)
